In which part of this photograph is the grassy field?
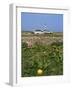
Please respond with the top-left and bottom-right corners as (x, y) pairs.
(21, 31), (63, 77)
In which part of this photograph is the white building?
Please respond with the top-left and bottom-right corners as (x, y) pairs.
(33, 29), (52, 34)
(33, 30), (44, 34)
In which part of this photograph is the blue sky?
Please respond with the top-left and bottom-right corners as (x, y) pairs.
(21, 12), (63, 32)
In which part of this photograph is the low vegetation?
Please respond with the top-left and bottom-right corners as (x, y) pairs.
(21, 33), (63, 77)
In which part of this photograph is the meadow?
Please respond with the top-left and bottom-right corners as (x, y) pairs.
(21, 32), (63, 77)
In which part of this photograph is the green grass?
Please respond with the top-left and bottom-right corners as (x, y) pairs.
(21, 41), (63, 77)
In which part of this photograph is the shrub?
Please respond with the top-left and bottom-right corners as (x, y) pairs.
(22, 42), (28, 48)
